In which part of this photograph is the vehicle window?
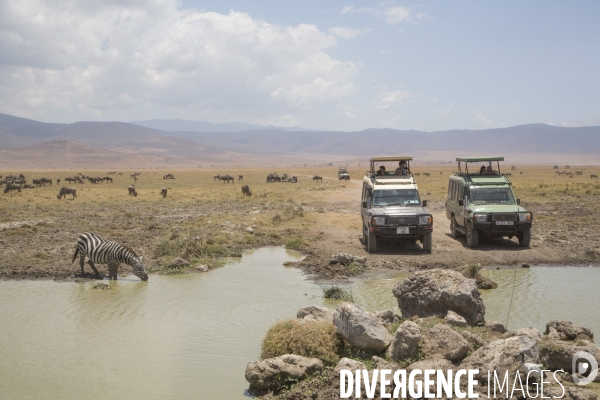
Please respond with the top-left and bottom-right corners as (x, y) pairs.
(361, 183), (367, 203)
(469, 188), (516, 204)
(451, 182), (458, 201)
(447, 182), (453, 199)
(373, 189), (420, 206)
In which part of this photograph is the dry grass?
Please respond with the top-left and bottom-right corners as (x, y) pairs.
(261, 319), (344, 365)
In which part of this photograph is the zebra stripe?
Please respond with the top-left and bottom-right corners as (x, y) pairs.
(74, 232), (148, 281)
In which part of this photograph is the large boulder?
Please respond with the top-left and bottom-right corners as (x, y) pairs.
(461, 335), (539, 381)
(386, 321), (422, 361)
(421, 324), (470, 363)
(333, 303), (392, 352)
(245, 354), (323, 390)
(297, 306), (335, 323)
(371, 309), (401, 326)
(545, 321), (594, 341)
(392, 269), (485, 325)
(539, 337), (600, 373)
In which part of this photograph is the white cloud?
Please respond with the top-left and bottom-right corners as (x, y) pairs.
(339, 4), (431, 25)
(436, 102), (454, 115)
(329, 26), (370, 39)
(472, 110), (493, 127)
(373, 87), (412, 110)
(0, 0), (357, 122)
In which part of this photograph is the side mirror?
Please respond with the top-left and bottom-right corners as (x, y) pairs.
(362, 201), (367, 208)
(458, 200), (464, 206)
(516, 198), (521, 205)
(422, 200), (428, 207)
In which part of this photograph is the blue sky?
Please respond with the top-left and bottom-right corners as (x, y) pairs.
(1, 0), (598, 131)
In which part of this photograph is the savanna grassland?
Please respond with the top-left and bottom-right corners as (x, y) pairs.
(1, 164), (600, 281)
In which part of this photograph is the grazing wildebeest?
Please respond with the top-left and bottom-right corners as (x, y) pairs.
(72, 232), (148, 281)
(238, 175), (244, 181)
(103, 176), (113, 183)
(4, 184), (21, 194)
(160, 187), (168, 198)
(592, 174), (599, 180)
(163, 174), (175, 179)
(65, 177), (77, 183)
(423, 172), (431, 177)
(33, 179), (42, 187)
(241, 185), (252, 196)
(312, 175), (322, 182)
(57, 187), (77, 199)
(41, 177), (52, 186)
(57, 178), (61, 184)
(213, 174), (221, 181)
(128, 185), (137, 197)
(221, 175), (234, 184)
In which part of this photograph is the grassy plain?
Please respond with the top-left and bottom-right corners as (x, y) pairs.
(1, 164), (600, 281)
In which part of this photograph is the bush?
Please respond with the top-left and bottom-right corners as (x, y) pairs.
(460, 263), (481, 279)
(321, 285), (353, 301)
(261, 319), (343, 365)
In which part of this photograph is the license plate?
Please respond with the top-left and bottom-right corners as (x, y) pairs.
(495, 221), (514, 225)
(397, 227), (409, 234)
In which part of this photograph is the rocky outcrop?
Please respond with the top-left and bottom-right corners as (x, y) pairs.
(371, 309), (401, 326)
(168, 258), (190, 268)
(386, 321), (421, 361)
(392, 269), (485, 325)
(545, 386), (598, 400)
(545, 321), (594, 341)
(333, 303), (392, 351)
(485, 321), (507, 334)
(245, 354), (323, 390)
(329, 253), (366, 265)
(421, 324), (470, 363)
(461, 330), (486, 349)
(445, 310), (467, 327)
(539, 337), (600, 372)
(508, 327), (541, 340)
(461, 335), (539, 381)
(297, 306), (335, 323)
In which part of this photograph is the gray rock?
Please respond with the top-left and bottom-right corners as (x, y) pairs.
(168, 258), (190, 268)
(421, 324), (470, 363)
(445, 310), (468, 327)
(545, 320), (594, 341)
(329, 253), (365, 265)
(297, 306), (335, 323)
(333, 303), (392, 351)
(371, 309), (401, 325)
(333, 357), (366, 375)
(371, 355), (401, 372)
(476, 274), (498, 289)
(93, 282), (111, 290)
(485, 320), (507, 333)
(245, 354), (323, 390)
(196, 264), (209, 272)
(392, 269), (485, 325)
(461, 335), (539, 381)
(539, 338), (600, 372)
(508, 327), (541, 340)
(245, 226), (255, 234)
(545, 386), (598, 400)
(386, 321), (421, 361)
(407, 357), (454, 373)
(461, 330), (486, 349)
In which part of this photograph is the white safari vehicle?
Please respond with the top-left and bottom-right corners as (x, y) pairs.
(361, 156), (433, 253)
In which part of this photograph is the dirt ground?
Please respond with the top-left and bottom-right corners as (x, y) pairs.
(1, 164), (600, 281)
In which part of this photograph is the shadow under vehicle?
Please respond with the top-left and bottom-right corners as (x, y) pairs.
(445, 157), (533, 248)
(361, 156), (433, 253)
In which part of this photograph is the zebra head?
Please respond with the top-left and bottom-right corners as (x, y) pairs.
(132, 257), (149, 281)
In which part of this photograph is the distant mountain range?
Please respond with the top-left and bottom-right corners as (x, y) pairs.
(130, 119), (315, 132)
(0, 112), (599, 168)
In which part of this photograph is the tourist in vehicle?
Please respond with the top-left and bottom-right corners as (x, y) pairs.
(377, 165), (386, 176)
(485, 165), (496, 175)
(479, 165), (486, 174)
(395, 161), (411, 176)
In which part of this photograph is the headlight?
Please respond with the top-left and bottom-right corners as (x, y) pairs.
(371, 216), (386, 225)
(418, 215), (432, 225)
(518, 212), (531, 222)
(474, 214), (488, 223)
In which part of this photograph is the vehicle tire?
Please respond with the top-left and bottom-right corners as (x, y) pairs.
(466, 221), (479, 248)
(422, 232), (432, 253)
(368, 230), (377, 253)
(450, 216), (463, 238)
(518, 228), (531, 248)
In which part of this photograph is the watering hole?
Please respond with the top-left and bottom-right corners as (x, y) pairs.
(0, 247), (599, 399)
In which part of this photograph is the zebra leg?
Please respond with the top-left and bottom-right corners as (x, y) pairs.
(80, 253), (86, 277)
(88, 260), (100, 278)
(108, 262), (118, 280)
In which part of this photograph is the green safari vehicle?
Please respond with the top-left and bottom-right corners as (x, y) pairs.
(445, 157), (533, 248)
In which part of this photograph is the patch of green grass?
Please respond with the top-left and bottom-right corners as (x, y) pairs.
(285, 237), (308, 250)
(320, 285), (354, 301)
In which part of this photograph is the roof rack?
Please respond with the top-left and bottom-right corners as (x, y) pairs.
(455, 156), (504, 176)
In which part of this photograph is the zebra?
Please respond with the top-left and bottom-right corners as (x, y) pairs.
(72, 232), (148, 281)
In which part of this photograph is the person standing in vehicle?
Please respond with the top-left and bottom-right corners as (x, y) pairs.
(395, 161), (411, 176)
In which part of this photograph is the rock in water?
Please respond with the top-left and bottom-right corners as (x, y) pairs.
(392, 269), (485, 325)
(296, 306), (335, 323)
(245, 354), (323, 390)
(93, 282), (111, 290)
(333, 303), (392, 351)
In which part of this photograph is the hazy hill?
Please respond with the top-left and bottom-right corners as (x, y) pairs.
(130, 118), (313, 132)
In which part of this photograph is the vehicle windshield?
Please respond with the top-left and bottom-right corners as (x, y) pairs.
(373, 189), (420, 206)
(469, 188), (515, 204)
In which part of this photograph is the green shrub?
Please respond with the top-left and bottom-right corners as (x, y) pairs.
(261, 319), (343, 365)
(321, 285), (353, 301)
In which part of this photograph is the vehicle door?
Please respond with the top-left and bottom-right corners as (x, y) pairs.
(361, 182), (370, 227)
